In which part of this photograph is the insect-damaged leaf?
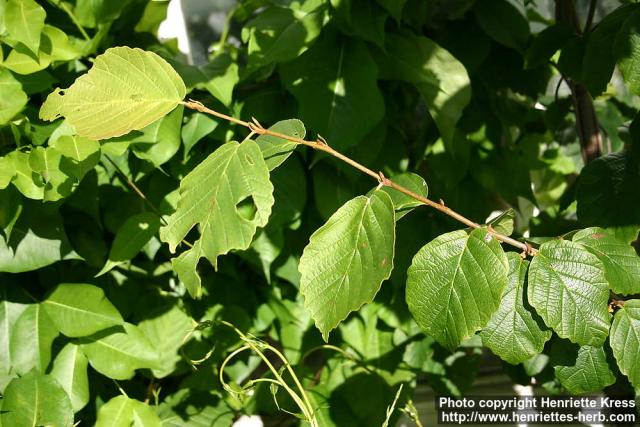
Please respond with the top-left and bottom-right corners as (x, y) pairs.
(299, 190), (395, 340)
(160, 140), (274, 297)
(39, 47), (186, 140)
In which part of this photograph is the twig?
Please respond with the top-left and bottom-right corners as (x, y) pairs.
(182, 100), (538, 256)
(585, 0), (598, 33)
(103, 154), (193, 249)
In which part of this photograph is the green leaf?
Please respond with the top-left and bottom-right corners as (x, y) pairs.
(576, 152), (640, 228)
(171, 54), (238, 106)
(573, 227), (640, 295)
(97, 212), (161, 276)
(610, 300), (640, 389)
(376, 32), (470, 145)
(4, 0), (46, 54)
(0, 286), (28, 380)
(270, 155), (307, 228)
(0, 371), (73, 427)
(39, 47), (186, 140)
(7, 150), (43, 200)
(330, 0), (387, 47)
(585, 4), (637, 95)
(0, 68), (28, 125)
(256, 119), (305, 170)
(406, 228), (508, 351)
(43, 283), (123, 337)
(380, 172), (427, 220)
(481, 253), (551, 364)
(9, 304), (59, 375)
(0, 201), (80, 273)
(299, 190), (395, 340)
(554, 345), (615, 394)
(0, 156), (16, 189)
(280, 32), (385, 151)
(28, 146), (75, 202)
(487, 209), (515, 237)
(138, 303), (193, 378)
(243, 3), (326, 70)
(475, 0), (529, 51)
(80, 323), (159, 380)
(181, 112), (218, 157)
(527, 240), (610, 346)
(160, 140), (274, 297)
(615, 7), (640, 96)
(95, 395), (162, 427)
(74, 0), (133, 28)
(50, 343), (90, 412)
(2, 38), (52, 75)
(130, 105), (184, 167)
(375, 0), (406, 21)
(44, 25), (83, 62)
(49, 135), (100, 162)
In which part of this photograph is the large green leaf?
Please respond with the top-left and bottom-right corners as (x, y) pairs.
(299, 190), (395, 340)
(375, 32), (470, 145)
(330, 0), (388, 47)
(50, 343), (90, 412)
(39, 47), (186, 140)
(139, 303), (193, 378)
(554, 345), (615, 394)
(243, 3), (326, 70)
(43, 283), (123, 337)
(610, 299), (640, 389)
(4, 0), (46, 54)
(95, 395), (162, 427)
(280, 32), (385, 151)
(406, 228), (508, 351)
(481, 253), (551, 364)
(527, 240), (610, 346)
(160, 140), (274, 297)
(0, 68), (28, 125)
(97, 212), (161, 276)
(0, 371), (73, 427)
(256, 119), (305, 171)
(573, 227), (640, 295)
(80, 323), (160, 380)
(9, 304), (59, 375)
(0, 285), (28, 384)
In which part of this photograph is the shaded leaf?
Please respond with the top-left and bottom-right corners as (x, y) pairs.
(95, 395), (162, 427)
(481, 253), (551, 364)
(380, 172), (428, 220)
(528, 240), (610, 346)
(40, 47), (186, 140)
(487, 209), (515, 237)
(9, 304), (59, 375)
(406, 228), (508, 351)
(554, 345), (615, 394)
(299, 190), (395, 340)
(280, 32), (385, 150)
(80, 323), (160, 380)
(181, 112), (218, 157)
(43, 283), (123, 337)
(50, 343), (90, 412)
(615, 7), (640, 96)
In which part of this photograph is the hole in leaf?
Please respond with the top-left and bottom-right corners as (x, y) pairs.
(236, 196), (257, 221)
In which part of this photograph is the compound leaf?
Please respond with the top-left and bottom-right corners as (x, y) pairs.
(50, 343), (90, 412)
(527, 240), (610, 346)
(573, 227), (640, 295)
(406, 228), (508, 351)
(80, 323), (160, 380)
(43, 283), (123, 337)
(481, 253), (551, 364)
(95, 395), (162, 427)
(554, 345), (615, 394)
(160, 140), (274, 297)
(610, 299), (640, 389)
(299, 190), (395, 341)
(0, 371), (73, 427)
(39, 47), (186, 140)
(9, 304), (59, 375)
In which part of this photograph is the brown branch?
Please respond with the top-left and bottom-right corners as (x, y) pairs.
(556, 0), (603, 165)
(182, 100), (538, 256)
(585, 0), (598, 33)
